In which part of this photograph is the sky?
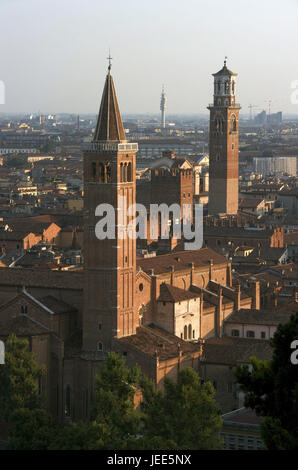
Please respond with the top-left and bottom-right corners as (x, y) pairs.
(0, 0), (298, 116)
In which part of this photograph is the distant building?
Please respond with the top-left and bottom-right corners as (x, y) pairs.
(0, 148), (37, 155)
(253, 156), (296, 177)
(267, 111), (282, 124)
(254, 110), (282, 125)
(221, 408), (264, 450)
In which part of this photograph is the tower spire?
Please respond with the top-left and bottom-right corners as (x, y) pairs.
(93, 58), (126, 142)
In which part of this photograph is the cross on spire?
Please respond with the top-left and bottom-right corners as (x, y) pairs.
(224, 56), (228, 66)
(107, 51), (112, 73)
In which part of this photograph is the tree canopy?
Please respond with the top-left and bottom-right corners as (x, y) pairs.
(140, 367), (223, 450)
(0, 334), (45, 423)
(235, 312), (298, 450)
(2, 338), (223, 450)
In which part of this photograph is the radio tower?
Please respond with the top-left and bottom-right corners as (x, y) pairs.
(160, 85), (166, 129)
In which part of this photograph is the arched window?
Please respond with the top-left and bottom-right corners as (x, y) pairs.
(123, 163), (127, 183)
(98, 163), (104, 182)
(105, 163), (111, 183)
(188, 324), (192, 340)
(184, 325), (187, 340)
(97, 342), (103, 352)
(120, 163), (123, 182)
(230, 115), (237, 132)
(215, 118), (223, 134)
(127, 162), (132, 182)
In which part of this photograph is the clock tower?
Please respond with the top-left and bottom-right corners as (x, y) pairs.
(208, 60), (241, 215)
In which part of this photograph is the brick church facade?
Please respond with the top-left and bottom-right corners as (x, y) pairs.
(0, 62), (260, 422)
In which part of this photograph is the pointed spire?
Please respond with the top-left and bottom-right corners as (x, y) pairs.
(93, 59), (126, 142)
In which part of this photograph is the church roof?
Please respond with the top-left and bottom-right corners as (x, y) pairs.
(224, 308), (292, 326)
(93, 68), (126, 142)
(0, 314), (50, 336)
(137, 248), (227, 275)
(158, 283), (200, 303)
(118, 324), (201, 361)
(203, 337), (272, 365)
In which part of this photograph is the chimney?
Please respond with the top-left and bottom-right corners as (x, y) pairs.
(248, 280), (260, 310)
(209, 259), (213, 281)
(170, 265), (175, 285)
(216, 287), (223, 338)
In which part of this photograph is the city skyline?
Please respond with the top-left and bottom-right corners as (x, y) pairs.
(0, 0), (298, 115)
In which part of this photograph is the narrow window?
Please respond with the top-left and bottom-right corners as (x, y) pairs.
(92, 162), (96, 180)
(65, 385), (71, 417)
(98, 163), (104, 182)
(105, 163), (111, 183)
(127, 162), (132, 182)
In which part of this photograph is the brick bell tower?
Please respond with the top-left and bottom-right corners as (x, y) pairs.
(83, 58), (138, 352)
(208, 59), (241, 215)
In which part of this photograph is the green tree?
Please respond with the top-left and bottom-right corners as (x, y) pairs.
(140, 368), (223, 450)
(92, 351), (142, 449)
(8, 409), (109, 450)
(235, 312), (298, 450)
(0, 334), (45, 422)
(48, 421), (108, 450)
(7, 408), (54, 450)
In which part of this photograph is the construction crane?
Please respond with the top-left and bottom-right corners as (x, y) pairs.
(248, 104), (259, 121)
(265, 99), (272, 116)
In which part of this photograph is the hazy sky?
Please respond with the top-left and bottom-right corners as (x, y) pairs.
(1, 0), (298, 115)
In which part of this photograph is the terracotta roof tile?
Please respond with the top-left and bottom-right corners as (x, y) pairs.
(137, 248), (227, 275)
(203, 337), (272, 364)
(157, 283), (200, 303)
(119, 324), (201, 361)
(225, 308), (292, 326)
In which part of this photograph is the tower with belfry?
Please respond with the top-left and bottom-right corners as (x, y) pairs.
(208, 59), (241, 215)
(83, 57), (139, 352)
